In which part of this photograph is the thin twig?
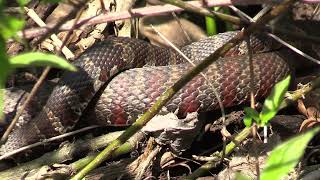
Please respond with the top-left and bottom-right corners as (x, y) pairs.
(200, 0), (320, 5)
(186, 127), (252, 179)
(267, 33), (320, 64)
(310, 4), (320, 19)
(0, 67), (51, 144)
(150, 24), (226, 124)
(151, 24), (230, 166)
(58, 3), (86, 58)
(70, 131), (145, 173)
(135, 145), (161, 180)
(229, 5), (253, 22)
(280, 76), (320, 110)
(18, 0), (240, 39)
(32, 0), (87, 46)
(171, 12), (191, 43)
(246, 36), (261, 178)
(161, 0), (320, 47)
(0, 131), (145, 179)
(14, 0), (320, 48)
(24, 7), (75, 59)
(244, 6), (261, 174)
(230, 4), (320, 65)
(0, 125), (99, 160)
(161, 0), (244, 25)
(150, 26), (229, 163)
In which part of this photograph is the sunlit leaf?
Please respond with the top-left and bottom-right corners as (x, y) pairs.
(0, 38), (11, 121)
(260, 127), (320, 180)
(9, 52), (77, 71)
(244, 107), (260, 122)
(0, 68), (11, 122)
(0, 16), (25, 40)
(260, 76), (291, 126)
(205, 16), (217, 36)
(243, 114), (253, 127)
(17, 0), (31, 6)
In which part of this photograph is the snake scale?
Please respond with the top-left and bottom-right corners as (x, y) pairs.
(0, 31), (290, 155)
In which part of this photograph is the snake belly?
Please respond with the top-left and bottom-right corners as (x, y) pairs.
(0, 32), (290, 154)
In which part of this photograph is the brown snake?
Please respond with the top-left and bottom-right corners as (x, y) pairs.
(0, 32), (290, 155)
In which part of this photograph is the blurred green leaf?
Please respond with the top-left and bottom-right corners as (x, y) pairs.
(243, 114), (252, 127)
(9, 52), (77, 71)
(0, 1), (4, 10)
(0, 63), (11, 121)
(260, 76), (291, 126)
(261, 127), (320, 180)
(244, 107), (260, 122)
(0, 16), (25, 40)
(205, 6), (221, 36)
(0, 37), (11, 121)
(205, 7), (233, 36)
(205, 16), (217, 36)
(17, 0), (31, 6)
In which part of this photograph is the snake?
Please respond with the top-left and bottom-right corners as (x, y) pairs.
(0, 31), (290, 155)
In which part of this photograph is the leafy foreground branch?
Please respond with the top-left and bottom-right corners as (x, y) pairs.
(0, 130), (144, 179)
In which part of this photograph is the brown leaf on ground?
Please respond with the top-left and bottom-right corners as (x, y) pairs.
(139, 16), (206, 48)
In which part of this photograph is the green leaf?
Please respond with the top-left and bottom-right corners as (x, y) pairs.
(260, 76), (291, 126)
(9, 52), (77, 71)
(243, 114), (253, 127)
(0, 66), (11, 122)
(0, 38), (11, 121)
(244, 107), (260, 122)
(205, 16), (217, 36)
(17, 0), (31, 6)
(0, 1), (4, 11)
(261, 127), (320, 180)
(205, 6), (220, 36)
(243, 107), (259, 127)
(0, 16), (25, 40)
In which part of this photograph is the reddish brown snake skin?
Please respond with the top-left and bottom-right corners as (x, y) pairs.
(1, 32), (290, 154)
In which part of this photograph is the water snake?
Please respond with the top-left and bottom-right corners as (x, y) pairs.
(0, 31), (290, 155)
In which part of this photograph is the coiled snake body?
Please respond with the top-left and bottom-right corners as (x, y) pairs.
(1, 32), (290, 154)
